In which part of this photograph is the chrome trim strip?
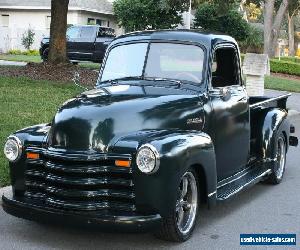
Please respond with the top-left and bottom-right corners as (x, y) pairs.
(208, 191), (216, 197)
(250, 94), (291, 109)
(217, 165), (253, 189)
(68, 52), (93, 55)
(263, 157), (277, 163)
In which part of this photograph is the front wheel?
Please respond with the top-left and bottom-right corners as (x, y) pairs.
(154, 169), (199, 242)
(266, 133), (287, 184)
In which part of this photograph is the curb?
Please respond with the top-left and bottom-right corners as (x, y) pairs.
(0, 186), (11, 205)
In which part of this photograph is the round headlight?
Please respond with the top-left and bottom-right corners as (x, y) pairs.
(136, 144), (160, 174)
(4, 136), (23, 162)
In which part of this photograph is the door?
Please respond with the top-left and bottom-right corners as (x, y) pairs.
(66, 26), (81, 61)
(209, 45), (250, 181)
(67, 26), (96, 61)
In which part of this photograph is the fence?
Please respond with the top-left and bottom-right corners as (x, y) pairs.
(0, 27), (49, 53)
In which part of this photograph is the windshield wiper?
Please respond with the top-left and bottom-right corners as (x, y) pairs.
(144, 77), (182, 88)
(99, 76), (143, 85)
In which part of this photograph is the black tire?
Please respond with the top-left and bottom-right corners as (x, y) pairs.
(154, 168), (199, 242)
(72, 62), (79, 65)
(42, 48), (49, 62)
(266, 133), (287, 184)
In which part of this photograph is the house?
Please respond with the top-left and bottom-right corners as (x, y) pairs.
(0, 0), (122, 52)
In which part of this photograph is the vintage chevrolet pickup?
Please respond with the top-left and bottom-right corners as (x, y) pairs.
(3, 30), (298, 242)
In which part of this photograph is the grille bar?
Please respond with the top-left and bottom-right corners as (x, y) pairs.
(24, 148), (135, 212)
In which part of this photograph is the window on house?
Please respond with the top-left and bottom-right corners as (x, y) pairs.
(96, 19), (103, 26)
(87, 18), (95, 25)
(1, 14), (9, 27)
(46, 16), (51, 29)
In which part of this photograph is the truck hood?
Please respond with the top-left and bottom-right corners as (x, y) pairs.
(48, 84), (204, 152)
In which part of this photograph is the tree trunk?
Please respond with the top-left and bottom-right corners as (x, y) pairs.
(269, 0), (289, 58)
(48, 0), (69, 64)
(264, 0), (275, 56)
(288, 13), (295, 56)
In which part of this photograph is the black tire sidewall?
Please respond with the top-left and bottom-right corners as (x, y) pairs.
(42, 48), (49, 62)
(270, 133), (287, 184)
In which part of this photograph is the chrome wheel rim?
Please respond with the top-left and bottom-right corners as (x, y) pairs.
(176, 172), (198, 235)
(276, 137), (286, 179)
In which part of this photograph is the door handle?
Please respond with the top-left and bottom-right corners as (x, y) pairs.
(220, 87), (231, 101)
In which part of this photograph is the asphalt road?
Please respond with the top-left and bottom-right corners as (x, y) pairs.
(0, 112), (299, 250)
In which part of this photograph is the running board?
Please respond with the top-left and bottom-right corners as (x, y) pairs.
(216, 167), (271, 201)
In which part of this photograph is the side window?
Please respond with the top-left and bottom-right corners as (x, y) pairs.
(211, 47), (241, 88)
(66, 26), (81, 39)
(80, 27), (94, 38)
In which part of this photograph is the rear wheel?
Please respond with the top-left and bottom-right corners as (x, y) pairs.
(154, 168), (199, 242)
(266, 133), (287, 184)
(42, 48), (49, 62)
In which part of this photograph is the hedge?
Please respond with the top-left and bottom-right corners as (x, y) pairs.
(241, 55), (300, 76)
(270, 59), (300, 76)
(275, 56), (300, 64)
(8, 49), (39, 56)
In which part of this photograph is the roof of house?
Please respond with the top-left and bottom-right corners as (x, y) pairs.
(0, 0), (114, 15)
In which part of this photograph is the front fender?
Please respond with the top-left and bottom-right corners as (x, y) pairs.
(111, 130), (216, 217)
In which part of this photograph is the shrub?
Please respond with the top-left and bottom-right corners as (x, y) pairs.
(270, 59), (300, 76)
(8, 49), (22, 55)
(239, 26), (263, 53)
(194, 2), (250, 42)
(21, 27), (35, 50)
(275, 57), (300, 64)
(8, 49), (39, 56)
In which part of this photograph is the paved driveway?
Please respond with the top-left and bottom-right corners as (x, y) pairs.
(0, 60), (27, 66)
(1, 115), (299, 250)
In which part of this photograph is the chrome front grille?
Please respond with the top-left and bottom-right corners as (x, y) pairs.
(24, 148), (135, 212)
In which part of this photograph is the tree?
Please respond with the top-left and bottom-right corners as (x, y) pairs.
(21, 27), (35, 50)
(113, 0), (185, 32)
(287, 0), (300, 56)
(194, 2), (250, 41)
(48, 0), (69, 64)
(264, 0), (289, 57)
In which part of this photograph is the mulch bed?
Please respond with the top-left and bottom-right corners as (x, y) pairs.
(0, 62), (98, 86)
(271, 72), (300, 81)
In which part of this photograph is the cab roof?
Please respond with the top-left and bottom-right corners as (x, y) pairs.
(110, 29), (238, 50)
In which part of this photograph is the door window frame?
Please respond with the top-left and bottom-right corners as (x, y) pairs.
(208, 43), (243, 91)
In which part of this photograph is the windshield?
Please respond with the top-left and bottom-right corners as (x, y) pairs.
(100, 42), (205, 84)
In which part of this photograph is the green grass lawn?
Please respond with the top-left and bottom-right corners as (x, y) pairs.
(0, 76), (80, 187)
(265, 75), (300, 92)
(0, 54), (41, 63)
(0, 54), (100, 70)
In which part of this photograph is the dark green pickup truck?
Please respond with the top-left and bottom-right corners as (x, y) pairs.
(3, 30), (298, 242)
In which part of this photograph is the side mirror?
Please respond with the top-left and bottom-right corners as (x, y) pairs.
(220, 87), (231, 101)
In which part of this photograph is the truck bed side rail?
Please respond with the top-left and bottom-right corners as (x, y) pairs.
(249, 94), (291, 110)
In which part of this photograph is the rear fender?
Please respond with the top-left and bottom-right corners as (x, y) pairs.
(259, 108), (290, 161)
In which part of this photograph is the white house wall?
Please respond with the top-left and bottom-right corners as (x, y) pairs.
(0, 9), (122, 52)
